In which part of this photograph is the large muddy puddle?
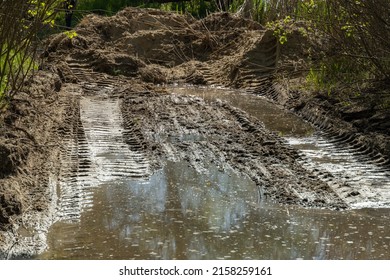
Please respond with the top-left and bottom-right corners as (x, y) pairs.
(170, 86), (390, 208)
(38, 86), (390, 260)
(169, 86), (314, 137)
(40, 161), (390, 260)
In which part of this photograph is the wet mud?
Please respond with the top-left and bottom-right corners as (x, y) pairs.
(34, 84), (389, 260)
(120, 91), (346, 209)
(171, 86), (390, 208)
(1, 8), (389, 259)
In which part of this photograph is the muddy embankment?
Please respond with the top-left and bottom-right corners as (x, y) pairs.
(0, 8), (389, 258)
(0, 71), (63, 258)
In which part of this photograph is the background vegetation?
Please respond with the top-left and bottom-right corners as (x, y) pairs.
(0, 0), (59, 110)
(1, 0), (389, 110)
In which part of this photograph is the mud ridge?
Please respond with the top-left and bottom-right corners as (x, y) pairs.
(296, 102), (390, 163)
(0, 72), (64, 259)
(121, 92), (347, 209)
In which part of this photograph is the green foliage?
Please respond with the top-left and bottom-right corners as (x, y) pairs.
(252, 0), (266, 22)
(28, 0), (58, 26)
(77, 0), (161, 14)
(306, 64), (331, 94)
(64, 30), (78, 39)
(260, 0), (390, 91)
(305, 57), (371, 94)
(76, 0), (215, 18)
(159, 0), (215, 18)
(266, 16), (292, 44)
(0, 47), (37, 94)
(0, 0), (60, 109)
(228, 0), (266, 22)
(228, 0), (244, 13)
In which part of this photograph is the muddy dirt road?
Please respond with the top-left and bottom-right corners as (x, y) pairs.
(38, 85), (390, 260)
(1, 8), (389, 259)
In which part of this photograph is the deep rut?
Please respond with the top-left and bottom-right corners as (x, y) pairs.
(198, 64), (390, 208)
(287, 133), (390, 208)
(57, 61), (150, 222)
(58, 53), (390, 212)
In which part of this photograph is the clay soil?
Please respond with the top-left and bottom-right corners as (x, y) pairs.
(0, 7), (389, 258)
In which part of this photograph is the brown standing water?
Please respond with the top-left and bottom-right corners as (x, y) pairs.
(38, 86), (390, 260)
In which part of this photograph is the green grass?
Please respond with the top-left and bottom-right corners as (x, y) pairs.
(305, 57), (371, 95)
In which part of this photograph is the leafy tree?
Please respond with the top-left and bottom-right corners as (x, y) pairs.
(0, 0), (60, 110)
(327, 0), (390, 81)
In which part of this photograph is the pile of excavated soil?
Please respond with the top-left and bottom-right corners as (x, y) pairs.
(45, 8), (274, 87)
(1, 7), (389, 258)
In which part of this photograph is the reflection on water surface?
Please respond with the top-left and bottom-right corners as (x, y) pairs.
(40, 161), (390, 260)
(39, 86), (390, 260)
(170, 86), (314, 137)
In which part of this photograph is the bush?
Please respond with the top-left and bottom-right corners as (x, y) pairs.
(0, 0), (60, 110)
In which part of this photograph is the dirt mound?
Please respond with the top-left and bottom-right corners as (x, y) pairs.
(0, 193), (22, 226)
(45, 7), (274, 86)
(3, 7), (389, 258)
(0, 145), (14, 178)
(192, 12), (263, 31)
(79, 7), (196, 41)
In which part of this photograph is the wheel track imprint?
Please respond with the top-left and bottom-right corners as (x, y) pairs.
(57, 64), (150, 222)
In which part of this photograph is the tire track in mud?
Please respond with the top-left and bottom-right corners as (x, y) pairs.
(218, 103), (350, 208)
(296, 104), (390, 166)
(199, 30), (278, 90)
(122, 93), (348, 209)
(57, 97), (93, 222)
(203, 83), (390, 208)
(285, 100), (390, 208)
(198, 50), (390, 209)
(57, 62), (150, 222)
(80, 97), (150, 179)
(245, 75), (390, 208)
(287, 133), (390, 208)
(66, 59), (121, 96)
(62, 47), (389, 210)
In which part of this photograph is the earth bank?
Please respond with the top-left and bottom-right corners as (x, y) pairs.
(0, 7), (388, 258)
